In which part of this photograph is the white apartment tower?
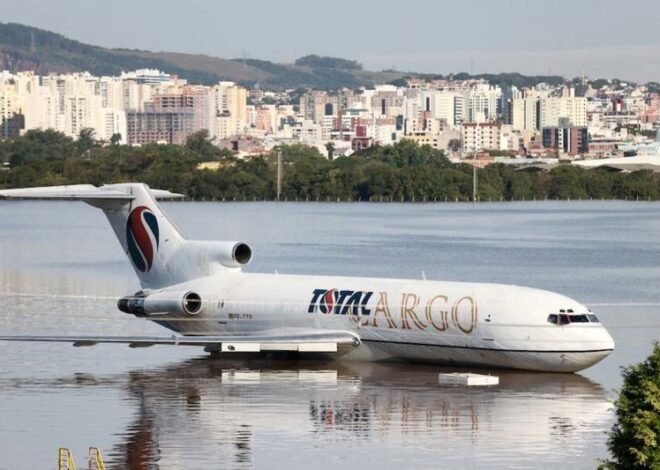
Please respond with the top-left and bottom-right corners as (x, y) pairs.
(213, 82), (248, 139)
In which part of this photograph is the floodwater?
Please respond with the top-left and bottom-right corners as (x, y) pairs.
(0, 200), (658, 469)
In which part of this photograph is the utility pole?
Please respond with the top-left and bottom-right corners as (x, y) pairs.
(472, 155), (478, 203)
(276, 150), (282, 202)
(3, 94), (8, 140)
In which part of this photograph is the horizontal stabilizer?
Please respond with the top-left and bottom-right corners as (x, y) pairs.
(0, 184), (184, 201)
(0, 182), (195, 290)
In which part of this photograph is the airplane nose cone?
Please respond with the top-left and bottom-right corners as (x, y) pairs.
(570, 327), (615, 372)
(568, 325), (615, 372)
(602, 326), (615, 352)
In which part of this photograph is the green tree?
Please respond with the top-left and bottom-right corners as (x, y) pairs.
(275, 143), (325, 162)
(325, 142), (335, 160)
(110, 133), (122, 146)
(77, 128), (98, 156)
(4, 129), (75, 166)
(602, 343), (660, 469)
(185, 130), (220, 160)
(448, 139), (462, 153)
(3, 133), (660, 201)
(591, 79), (610, 90)
(548, 165), (588, 199)
(294, 55), (363, 70)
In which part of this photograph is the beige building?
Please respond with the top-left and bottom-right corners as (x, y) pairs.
(462, 123), (501, 153)
(406, 111), (444, 135)
(0, 83), (20, 121)
(213, 82), (247, 138)
(516, 88), (587, 131)
(540, 94), (587, 128)
(299, 89), (354, 123)
(513, 95), (540, 131)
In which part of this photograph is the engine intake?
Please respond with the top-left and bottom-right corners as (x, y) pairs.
(182, 291), (202, 314)
(232, 243), (252, 265)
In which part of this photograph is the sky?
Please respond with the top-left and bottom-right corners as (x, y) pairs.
(1, 0), (659, 82)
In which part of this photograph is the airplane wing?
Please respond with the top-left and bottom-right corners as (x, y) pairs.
(0, 330), (361, 353)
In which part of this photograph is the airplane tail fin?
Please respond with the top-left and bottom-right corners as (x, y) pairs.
(0, 183), (251, 289)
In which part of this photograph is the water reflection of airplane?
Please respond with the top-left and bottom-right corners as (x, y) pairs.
(105, 358), (612, 469)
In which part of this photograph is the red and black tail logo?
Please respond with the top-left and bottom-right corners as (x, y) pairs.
(126, 206), (159, 272)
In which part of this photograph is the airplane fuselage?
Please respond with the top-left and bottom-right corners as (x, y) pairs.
(0, 183), (615, 373)
(147, 272), (615, 372)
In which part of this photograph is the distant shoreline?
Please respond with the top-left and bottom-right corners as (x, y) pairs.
(4, 132), (660, 203)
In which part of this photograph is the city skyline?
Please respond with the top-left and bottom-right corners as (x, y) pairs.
(1, 0), (659, 82)
(2, 67), (657, 163)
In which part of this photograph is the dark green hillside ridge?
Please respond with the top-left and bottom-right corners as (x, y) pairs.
(0, 22), (644, 90)
(0, 22), (395, 88)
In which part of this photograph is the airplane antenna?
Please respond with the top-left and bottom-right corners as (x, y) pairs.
(421, 271), (427, 280)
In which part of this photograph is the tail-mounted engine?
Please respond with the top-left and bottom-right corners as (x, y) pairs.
(184, 240), (252, 269)
(118, 290), (203, 317)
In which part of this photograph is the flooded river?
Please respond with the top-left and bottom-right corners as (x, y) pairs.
(1, 201), (658, 469)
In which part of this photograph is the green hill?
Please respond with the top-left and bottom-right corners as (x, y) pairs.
(0, 22), (406, 89)
(0, 22), (569, 90)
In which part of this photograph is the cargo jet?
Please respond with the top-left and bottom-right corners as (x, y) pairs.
(0, 183), (614, 372)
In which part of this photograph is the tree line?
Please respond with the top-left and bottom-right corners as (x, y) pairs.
(2, 129), (660, 202)
(601, 342), (659, 469)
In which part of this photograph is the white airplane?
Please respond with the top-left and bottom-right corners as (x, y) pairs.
(0, 183), (614, 372)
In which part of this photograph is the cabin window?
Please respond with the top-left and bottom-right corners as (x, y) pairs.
(547, 314), (558, 325)
(587, 314), (600, 323)
(559, 314), (570, 325)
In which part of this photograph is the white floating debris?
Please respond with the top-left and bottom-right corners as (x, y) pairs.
(438, 373), (499, 387)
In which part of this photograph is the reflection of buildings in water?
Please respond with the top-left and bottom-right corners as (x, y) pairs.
(102, 358), (612, 469)
(309, 400), (370, 435)
(112, 368), (255, 470)
(109, 398), (160, 470)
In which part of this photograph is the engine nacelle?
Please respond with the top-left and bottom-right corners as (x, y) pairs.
(118, 290), (203, 316)
(184, 240), (253, 269)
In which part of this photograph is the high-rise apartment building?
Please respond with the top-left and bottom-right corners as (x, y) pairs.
(539, 88), (587, 128)
(542, 124), (589, 155)
(468, 83), (502, 123)
(214, 82), (248, 139)
(127, 104), (195, 145)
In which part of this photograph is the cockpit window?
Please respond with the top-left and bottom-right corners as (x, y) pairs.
(549, 312), (600, 326)
(569, 314), (589, 323)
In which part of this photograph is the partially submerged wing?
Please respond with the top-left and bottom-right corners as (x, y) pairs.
(0, 330), (361, 353)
